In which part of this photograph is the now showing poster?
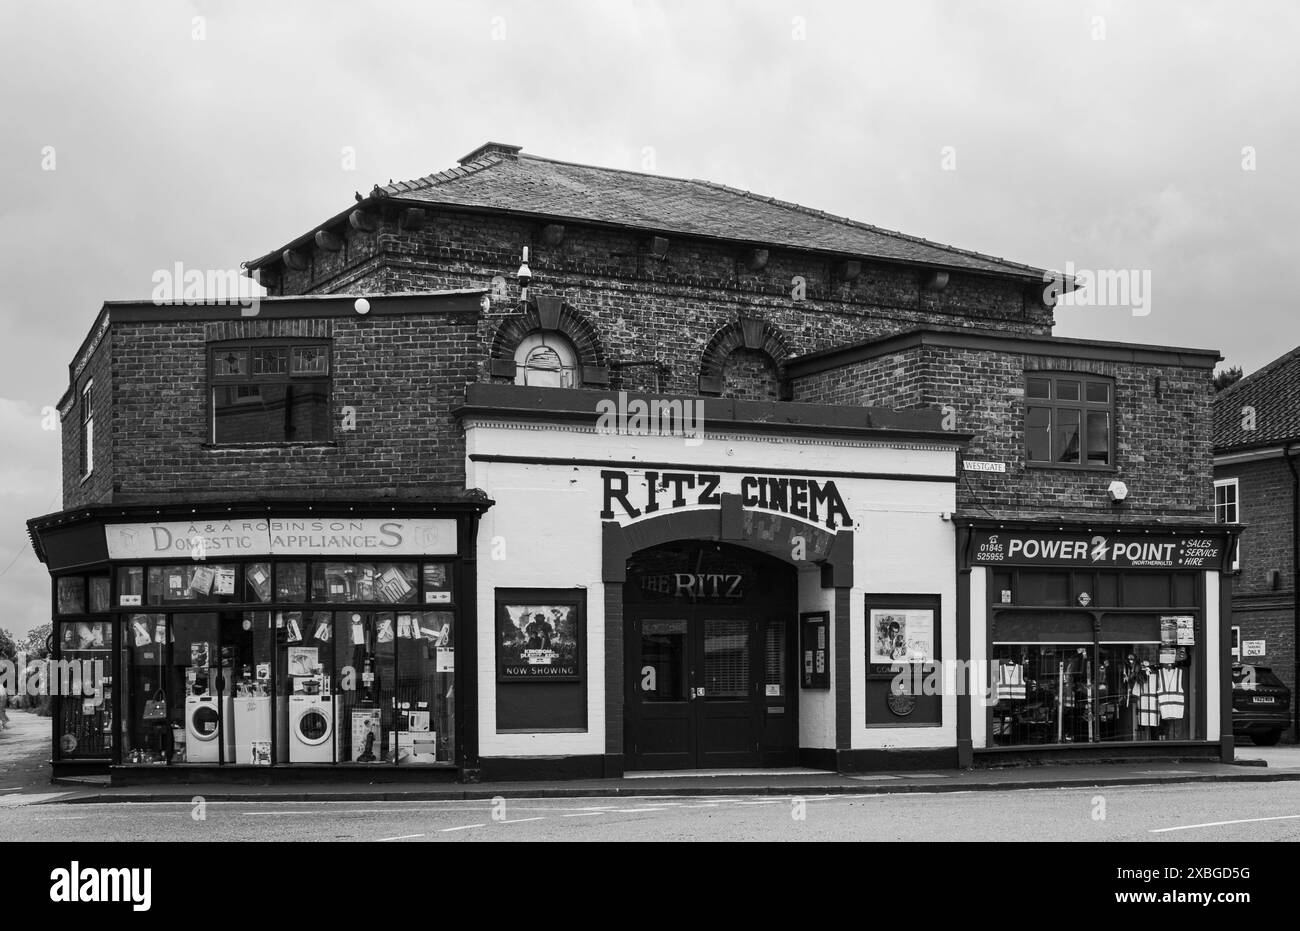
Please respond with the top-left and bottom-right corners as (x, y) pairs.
(496, 594), (582, 682)
(869, 609), (934, 664)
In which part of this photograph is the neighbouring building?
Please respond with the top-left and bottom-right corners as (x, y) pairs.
(1213, 347), (1300, 744)
(28, 142), (1238, 783)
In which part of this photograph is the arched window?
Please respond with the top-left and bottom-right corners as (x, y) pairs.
(514, 332), (581, 388)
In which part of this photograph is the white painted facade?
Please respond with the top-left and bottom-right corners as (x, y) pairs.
(464, 414), (961, 761)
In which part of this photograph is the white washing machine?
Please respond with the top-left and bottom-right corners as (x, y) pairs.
(232, 696), (288, 764)
(288, 693), (336, 763)
(185, 694), (235, 763)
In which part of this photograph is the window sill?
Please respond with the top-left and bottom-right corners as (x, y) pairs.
(202, 442), (337, 450)
(1024, 462), (1118, 474)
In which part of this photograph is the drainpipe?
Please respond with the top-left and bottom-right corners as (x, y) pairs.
(1286, 442), (1300, 743)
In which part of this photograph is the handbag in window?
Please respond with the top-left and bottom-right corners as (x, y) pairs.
(142, 690), (168, 722)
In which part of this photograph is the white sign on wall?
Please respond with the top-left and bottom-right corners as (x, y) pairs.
(962, 460), (1007, 473)
(1243, 640), (1266, 658)
(104, 517), (457, 559)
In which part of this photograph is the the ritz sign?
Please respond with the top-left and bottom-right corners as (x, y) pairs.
(600, 469), (852, 530)
(641, 572), (744, 600)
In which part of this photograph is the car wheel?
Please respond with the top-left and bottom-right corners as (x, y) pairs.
(1252, 730), (1282, 746)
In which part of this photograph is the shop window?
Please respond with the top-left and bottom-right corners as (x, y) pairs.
(89, 575), (110, 613)
(246, 562), (272, 603)
(109, 562), (458, 768)
(117, 566), (145, 607)
(333, 611), (395, 763)
(514, 332), (580, 388)
(275, 562), (308, 602)
(120, 614), (177, 764)
(1017, 571), (1070, 606)
(1096, 572), (1120, 608)
(56, 577), (86, 615)
(209, 341), (331, 444)
(55, 621), (113, 761)
(1121, 574), (1174, 608)
(79, 380), (93, 477)
(147, 564), (239, 605)
(1025, 373), (1114, 469)
(991, 571), (1013, 605)
(991, 643), (1192, 746)
(228, 612), (277, 764)
(311, 563), (417, 604)
(422, 563), (454, 605)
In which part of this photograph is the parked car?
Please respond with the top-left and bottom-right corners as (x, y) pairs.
(1232, 664), (1291, 746)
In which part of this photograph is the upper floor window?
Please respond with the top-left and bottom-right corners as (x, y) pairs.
(209, 342), (331, 444)
(1213, 478), (1239, 523)
(79, 380), (94, 477)
(514, 332), (580, 388)
(1025, 373), (1114, 469)
(1214, 477), (1240, 570)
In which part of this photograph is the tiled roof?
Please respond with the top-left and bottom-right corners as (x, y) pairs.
(361, 145), (1051, 280)
(1214, 346), (1300, 452)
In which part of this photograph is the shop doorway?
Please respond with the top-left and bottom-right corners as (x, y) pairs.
(624, 542), (798, 771)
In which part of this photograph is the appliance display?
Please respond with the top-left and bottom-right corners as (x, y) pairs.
(185, 694), (235, 763)
(232, 695), (288, 764)
(288, 693), (336, 763)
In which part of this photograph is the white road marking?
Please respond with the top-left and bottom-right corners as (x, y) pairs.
(499, 817), (545, 824)
(441, 823), (486, 832)
(1150, 813), (1300, 834)
(377, 833), (425, 841)
(563, 812), (605, 818)
(684, 803), (719, 808)
(736, 800), (784, 805)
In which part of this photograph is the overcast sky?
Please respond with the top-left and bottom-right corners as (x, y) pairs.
(0, 0), (1296, 639)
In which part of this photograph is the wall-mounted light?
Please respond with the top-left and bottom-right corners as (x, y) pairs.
(1107, 480), (1128, 503)
(517, 246), (532, 304)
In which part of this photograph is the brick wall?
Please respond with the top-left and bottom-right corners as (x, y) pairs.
(1220, 458), (1296, 596)
(794, 344), (1215, 522)
(61, 313), (481, 509)
(260, 206), (1054, 399)
(1219, 457), (1297, 735)
(61, 327), (113, 507)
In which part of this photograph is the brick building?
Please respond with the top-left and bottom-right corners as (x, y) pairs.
(28, 143), (1237, 782)
(1213, 347), (1300, 744)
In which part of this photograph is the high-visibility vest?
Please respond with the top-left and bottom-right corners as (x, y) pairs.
(1157, 667), (1185, 720)
(997, 663), (1026, 700)
(1134, 670), (1160, 727)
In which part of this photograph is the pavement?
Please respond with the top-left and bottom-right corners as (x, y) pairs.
(5, 709), (1300, 805)
(0, 718), (1296, 804)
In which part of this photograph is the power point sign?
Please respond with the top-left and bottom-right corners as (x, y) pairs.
(969, 531), (1225, 569)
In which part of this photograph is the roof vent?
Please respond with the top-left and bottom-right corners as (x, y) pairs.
(457, 142), (523, 165)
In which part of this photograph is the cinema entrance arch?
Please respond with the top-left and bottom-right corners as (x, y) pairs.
(624, 541), (797, 770)
(602, 497), (854, 773)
